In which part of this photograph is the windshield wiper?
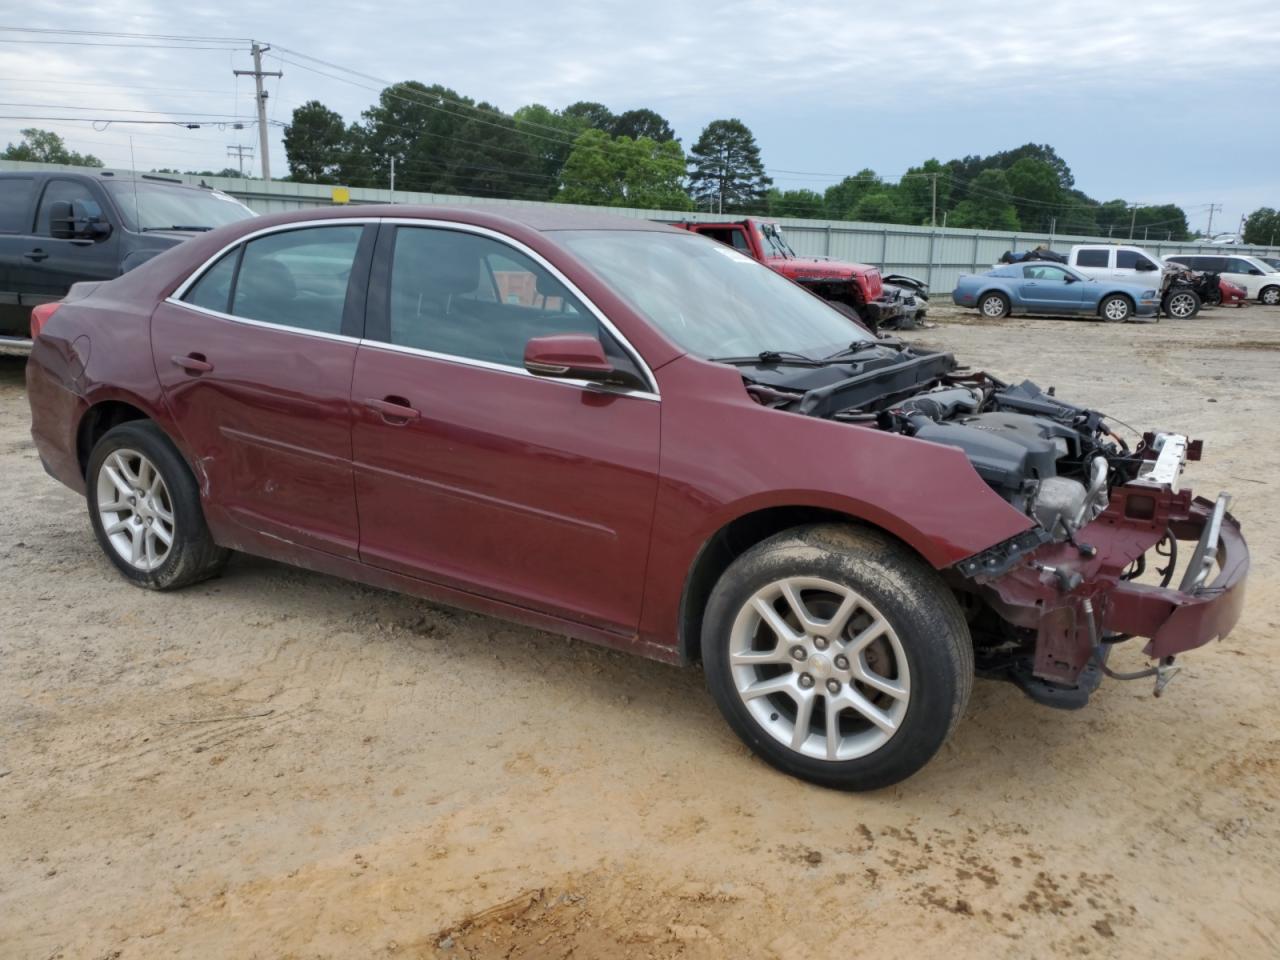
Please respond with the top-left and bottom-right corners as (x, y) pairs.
(141, 225), (214, 232)
(821, 338), (903, 360)
(708, 350), (824, 367)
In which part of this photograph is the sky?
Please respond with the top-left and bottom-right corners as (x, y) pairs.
(1, 0), (1276, 234)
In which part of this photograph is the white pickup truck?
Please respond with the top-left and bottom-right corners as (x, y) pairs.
(1066, 244), (1203, 319)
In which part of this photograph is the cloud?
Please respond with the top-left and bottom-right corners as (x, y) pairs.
(0, 0), (1276, 222)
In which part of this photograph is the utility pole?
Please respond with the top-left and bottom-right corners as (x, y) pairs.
(930, 173), (937, 227)
(234, 42), (282, 182)
(1128, 204), (1140, 240)
(226, 144), (254, 176)
(1205, 203), (1222, 239)
(389, 156), (395, 204)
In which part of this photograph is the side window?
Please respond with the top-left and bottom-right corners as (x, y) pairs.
(1075, 249), (1109, 268)
(1227, 258), (1258, 274)
(0, 177), (35, 233)
(230, 225), (363, 334)
(386, 227), (644, 384)
(34, 179), (99, 236)
(182, 250), (238, 314)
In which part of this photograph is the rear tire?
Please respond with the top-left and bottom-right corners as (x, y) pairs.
(87, 421), (229, 590)
(701, 524), (973, 791)
(1260, 285), (1280, 306)
(1099, 295), (1133, 323)
(979, 292), (1010, 319)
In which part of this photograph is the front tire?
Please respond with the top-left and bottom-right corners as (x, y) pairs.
(701, 524), (973, 791)
(87, 421), (229, 590)
(1260, 285), (1280, 306)
(1099, 295), (1133, 323)
(1163, 288), (1200, 319)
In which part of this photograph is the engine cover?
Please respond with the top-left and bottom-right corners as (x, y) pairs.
(911, 412), (1078, 494)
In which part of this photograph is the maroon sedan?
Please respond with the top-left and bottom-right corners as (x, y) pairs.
(26, 206), (1248, 790)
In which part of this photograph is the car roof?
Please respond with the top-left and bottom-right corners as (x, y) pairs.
(225, 203), (683, 236)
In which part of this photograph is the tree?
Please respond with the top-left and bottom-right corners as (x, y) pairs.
(823, 169), (881, 220)
(557, 129), (691, 210)
(562, 101), (615, 131)
(896, 159), (951, 225)
(765, 188), (825, 218)
(440, 102), (545, 200)
(284, 100), (348, 183)
(1004, 157), (1063, 230)
(686, 119), (771, 212)
(2, 128), (102, 167)
(947, 169), (1020, 230)
(513, 103), (589, 188)
(850, 191), (901, 224)
(1243, 207), (1280, 246)
(610, 108), (676, 143)
(358, 81), (475, 192)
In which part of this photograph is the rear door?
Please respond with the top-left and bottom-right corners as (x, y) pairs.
(19, 177), (120, 306)
(0, 175), (38, 338)
(152, 221), (375, 558)
(350, 222), (661, 633)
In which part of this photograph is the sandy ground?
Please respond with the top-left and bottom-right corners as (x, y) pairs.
(2, 302), (1278, 960)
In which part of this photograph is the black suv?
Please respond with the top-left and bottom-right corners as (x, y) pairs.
(0, 169), (257, 344)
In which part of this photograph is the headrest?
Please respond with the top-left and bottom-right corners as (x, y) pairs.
(239, 258), (295, 300)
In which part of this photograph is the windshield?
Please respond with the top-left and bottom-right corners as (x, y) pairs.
(558, 230), (873, 359)
(104, 181), (256, 232)
(759, 222), (796, 258)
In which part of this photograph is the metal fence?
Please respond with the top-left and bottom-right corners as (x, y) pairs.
(4, 159), (1276, 293)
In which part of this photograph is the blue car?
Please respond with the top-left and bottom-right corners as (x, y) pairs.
(952, 262), (1161, 322)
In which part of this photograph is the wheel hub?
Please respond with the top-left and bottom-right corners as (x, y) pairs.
(727, 576), (911, 762)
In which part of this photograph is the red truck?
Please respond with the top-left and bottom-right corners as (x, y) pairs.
(673, 218), (928, 330)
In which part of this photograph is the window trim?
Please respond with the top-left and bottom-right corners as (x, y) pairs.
(169, 217), (660, 400)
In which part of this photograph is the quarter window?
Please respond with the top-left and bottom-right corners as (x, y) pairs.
(0, 177), (34, 233)
(229, 225), (363, 334)
(183, 250), (238, 314)
(387, 227), (599, 367)
(1075, 249), (1109, 268)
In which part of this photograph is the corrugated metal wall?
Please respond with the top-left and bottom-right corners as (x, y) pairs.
(4, 159), (1276, 293)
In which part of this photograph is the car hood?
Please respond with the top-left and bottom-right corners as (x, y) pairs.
(775, 257), (876, 279)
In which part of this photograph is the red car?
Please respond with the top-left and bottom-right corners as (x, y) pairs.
(25, 206), (1249, 790)
(1218, 277), (1248, 306)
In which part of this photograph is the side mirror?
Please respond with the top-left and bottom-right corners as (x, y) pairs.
(524, 334), (616, 381)
(49, 198), (111, 241)
(1249, 268), (1264, 276)
(1063, 273), (1077, 283)
(1135, 261), (1157, 271)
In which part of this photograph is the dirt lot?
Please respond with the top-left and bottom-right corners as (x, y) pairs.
(2, 303), (1278, 960)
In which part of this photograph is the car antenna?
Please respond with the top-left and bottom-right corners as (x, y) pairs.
(128, 136), (141, 230)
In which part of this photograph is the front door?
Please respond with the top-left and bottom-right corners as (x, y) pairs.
(350, 223), (661, 633)
(20, 178), (120, 307)
(152, 222), (375, 558)
(1019, 264), (1085, 311)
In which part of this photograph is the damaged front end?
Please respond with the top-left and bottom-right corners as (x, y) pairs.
(957, 428), (1247, 708)
(742, 343), (1249, 706)
(763, 348), (1249, 708)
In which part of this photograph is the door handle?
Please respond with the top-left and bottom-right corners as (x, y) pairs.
(171, 353), (214, 374)
(364, 397), (420, 422)
(23, 249), (48, 262)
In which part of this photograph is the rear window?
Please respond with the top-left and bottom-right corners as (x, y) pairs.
(1116, 250), (1157, 270)
(0, 177), (34, 233)
(1075, 249), (1109, 268)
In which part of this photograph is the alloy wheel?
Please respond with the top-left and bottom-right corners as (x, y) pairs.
(981, 296), (1006, 317)
(96, 448), (175, 572)
(1167, 292), (1196, 318)
(1103, 298), (1129, 321)
(728, 576), (910, 762)
(1263, 288), (1280, 306)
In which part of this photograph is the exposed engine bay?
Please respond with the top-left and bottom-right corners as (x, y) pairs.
(734, 339), (1248, 708)
(741, 341), (1131, 540)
